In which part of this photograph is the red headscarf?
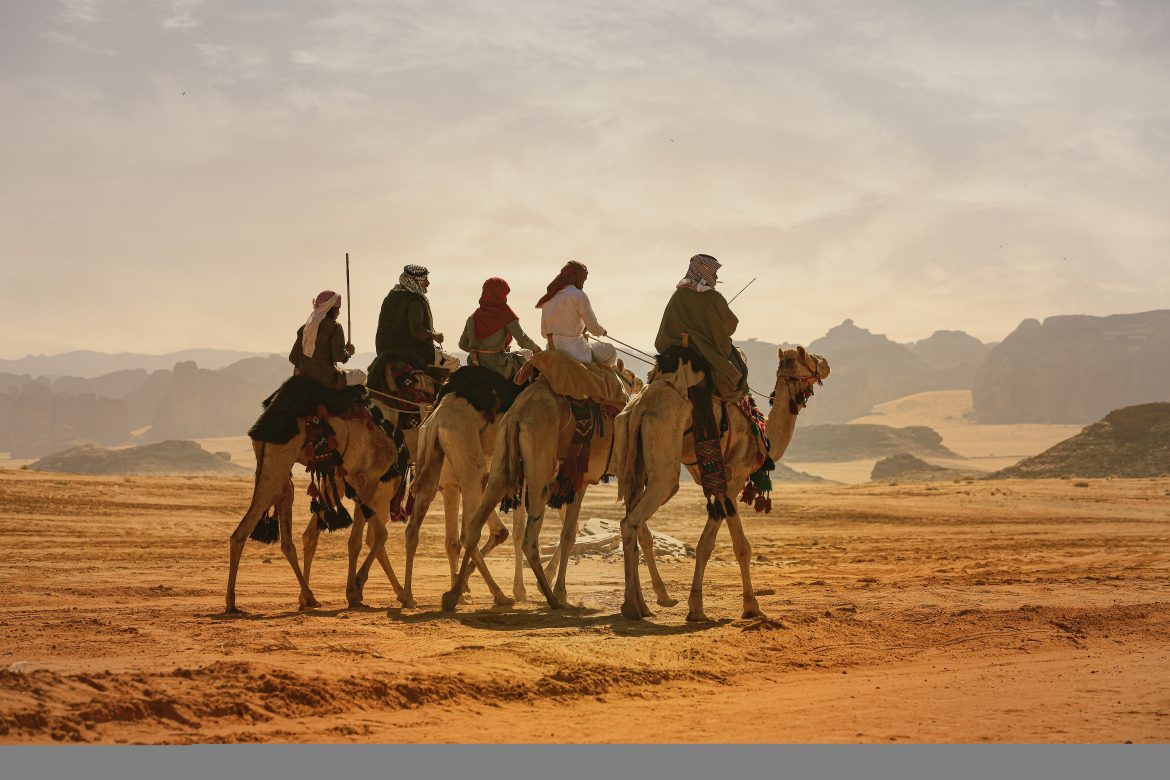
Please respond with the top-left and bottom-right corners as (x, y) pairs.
(472, 277), (520, 343)
(535, 261), (589, 308)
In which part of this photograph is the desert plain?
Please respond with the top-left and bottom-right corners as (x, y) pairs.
(1, 461), (1167, 743)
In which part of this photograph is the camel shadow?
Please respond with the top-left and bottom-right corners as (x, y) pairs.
(394, 604), (729, 636)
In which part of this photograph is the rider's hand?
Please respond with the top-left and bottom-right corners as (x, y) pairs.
(344, 343), (356, 357)
(433, 332), (445, 344)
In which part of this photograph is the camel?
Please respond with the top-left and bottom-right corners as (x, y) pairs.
(225, 410), (403, 614)
(614, 346), (830, 622)
(399, 392), (524, 608)
(440, 372), (677, 615)
(404, 360), (647, 609)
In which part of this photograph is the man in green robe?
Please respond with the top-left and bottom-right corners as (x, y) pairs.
(374, 264), (442, 369)
(654, 254), (748, 402)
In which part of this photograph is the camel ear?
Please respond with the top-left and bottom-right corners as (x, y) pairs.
(617, 358), (624, 370)
(797, 345), (808, 360)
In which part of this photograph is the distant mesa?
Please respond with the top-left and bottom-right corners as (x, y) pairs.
(29, 440), (250, 476)
(785, 423), (960, 462)
(989, 403), (1170, 479)
(973, 310), (1170, 424)
(870, 453), (984, 482)
(772, 462), (835, 484)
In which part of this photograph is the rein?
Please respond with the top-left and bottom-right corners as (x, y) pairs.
(771, 353), (824, 415)
(366, 387), (432, 409)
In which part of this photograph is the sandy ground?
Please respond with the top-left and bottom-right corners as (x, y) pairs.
(1, 468), (1168, 744)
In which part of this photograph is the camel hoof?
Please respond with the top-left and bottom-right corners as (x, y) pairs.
(742, 607), (765, 620)
(686, 611), (712, 623)
(513, 588), (527, 603)
(223, 604), (242, 616)
(459, 592), (471, 605)
(638, 603), (656, 618)
(299, 593), (320, 610)
(656, 595), (679, 608)
(440, 590), (460, 613)
(553, 589), (567, 605)
(398, 594), (417, 609)
(621, 601), (644, 621)
(494, 595), (516, 608)
(347, 599), (365, 609)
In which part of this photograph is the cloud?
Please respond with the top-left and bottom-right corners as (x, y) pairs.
(160, 0), (204, 30)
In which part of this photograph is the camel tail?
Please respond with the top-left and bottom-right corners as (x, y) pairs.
(615, 395), (648, 511)
(411, 405), (444, 492)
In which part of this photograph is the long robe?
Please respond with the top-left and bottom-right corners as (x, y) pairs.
(654, 287), (748, 402)
(375, 289), (435, 368)
(457, 316), (540, 381)
(289, 318), (349, 391)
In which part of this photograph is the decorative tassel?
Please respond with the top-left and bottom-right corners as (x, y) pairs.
(325, 503), (353, 532)
(250, 509), (280, 544)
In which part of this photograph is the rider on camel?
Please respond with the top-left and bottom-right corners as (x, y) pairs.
(537, 260), (616, 365)
(654, 253), (748, 402)
(289, 290), (366, 390)
(458, 277), (541, 380)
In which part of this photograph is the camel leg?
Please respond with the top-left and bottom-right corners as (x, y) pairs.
(441, 470), (511, 612)
(446, 447), (512, 607)
(686, 514), (724, 622)
(619, 468), (681, 620)
(301, 515), (321, 606)
(724, 512), (764, 619)
(521, 477), (562, 609)
(639, 522), (678, 608)
(274, 486), (316, 611)
(551, 497), (584, 605)
(542, 505), (567, 583)
(440, 486), (468, 595)
(226, 440), (301, 614)
(511, 501), (528, 602)
(401, 462), (443, 608)
(354, 481), (399, 604)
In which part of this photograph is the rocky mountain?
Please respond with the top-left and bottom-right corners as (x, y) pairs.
(30, 440), (249, 476)
(752, 320), (992, 423)
(0, 349), (267, 378)
(973, 310), (1170, 424)
(0, 381), (133, 457)
(989, 403), (1170, 479)
(784, 423), (960, 462)
(147, 356), (293, 441)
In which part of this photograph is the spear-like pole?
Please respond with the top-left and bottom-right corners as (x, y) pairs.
(345, 252), (353, 347)
(728, 277), (757, 304)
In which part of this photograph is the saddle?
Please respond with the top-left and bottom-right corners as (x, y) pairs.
(437, 365), (527, 423)
(247, 376), (410, 543)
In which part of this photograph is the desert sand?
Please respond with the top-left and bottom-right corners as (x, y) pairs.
(1, 468), (1167, 744)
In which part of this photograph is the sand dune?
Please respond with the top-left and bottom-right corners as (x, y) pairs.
(1, 470), (1167, 743)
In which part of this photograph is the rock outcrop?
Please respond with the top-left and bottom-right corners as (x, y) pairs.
(30, 439), (250, 476)
(785, 423), (960, 462)
(870, 453), (983, 482)
(973, 310), (1170, 424)
(989, 403), (1170, 479)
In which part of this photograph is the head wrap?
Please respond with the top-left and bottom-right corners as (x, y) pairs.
(472, 277), (520, 343)
(393, 264), (430, 297)
(535, 261), (589, 308)
(676, 253), (721, 292)
(302, 290), (341, 358)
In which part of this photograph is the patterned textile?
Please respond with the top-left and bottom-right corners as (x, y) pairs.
(676, 253), (721, 292)
(394, 265), (429, 296)
(548, 398), (601, 509)
(688, 384), (736, 520)
(736, 395), (775, 514)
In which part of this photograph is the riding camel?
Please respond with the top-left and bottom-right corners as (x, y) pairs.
(399, 391), (526, 608)
(440, 368), (676, 615)
(225, 411), (402, 614)
(614, 346), (830, 622)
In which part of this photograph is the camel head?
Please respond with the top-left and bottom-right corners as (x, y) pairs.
(615, 359), (645, 396)
(765, 346), (830, 461)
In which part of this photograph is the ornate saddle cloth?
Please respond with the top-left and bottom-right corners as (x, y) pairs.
(437, 365), (525, 423)
(513, 348), (628, 412)
(248, 381), (410, 543)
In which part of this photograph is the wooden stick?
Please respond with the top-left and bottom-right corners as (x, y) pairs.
(345, 252), (352, 344)
(728, 277), (757, 304)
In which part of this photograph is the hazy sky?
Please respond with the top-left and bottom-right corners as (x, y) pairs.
(2, 0), (1168, 359)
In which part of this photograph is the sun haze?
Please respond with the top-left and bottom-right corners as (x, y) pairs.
(2, 0), (1168, 358)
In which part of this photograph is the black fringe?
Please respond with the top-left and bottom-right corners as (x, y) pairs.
(250, 509), (281, 544)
